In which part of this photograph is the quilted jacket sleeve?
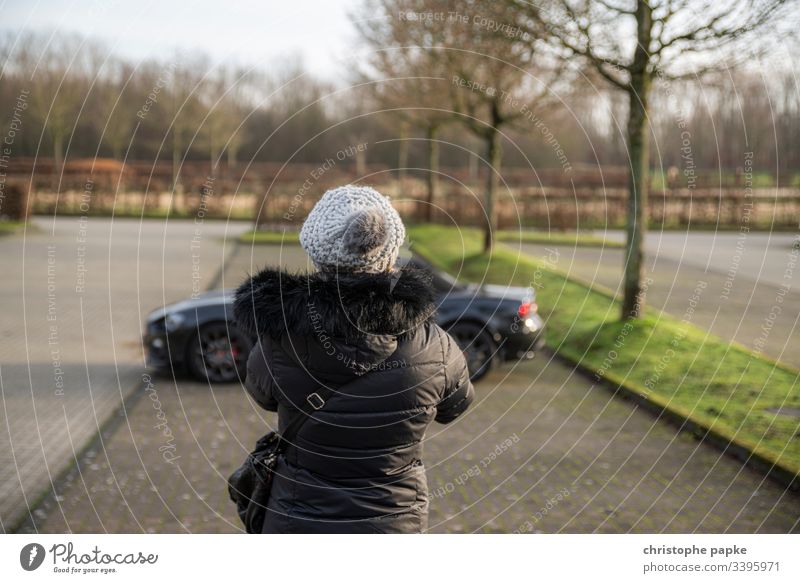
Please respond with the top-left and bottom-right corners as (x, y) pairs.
(244, 337), (279, 412)
(434, 327), (475, 424)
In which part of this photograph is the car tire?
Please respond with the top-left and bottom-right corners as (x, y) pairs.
(186, 322), (252, 384)
(448, 321), (495, 382)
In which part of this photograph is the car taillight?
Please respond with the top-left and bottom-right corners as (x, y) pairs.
(517, 301), (538, 318)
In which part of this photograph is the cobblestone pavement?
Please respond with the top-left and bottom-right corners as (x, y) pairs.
(0, 217), (249, 532)
(519, 239), (800, 368)
(21, 242), (800, 533)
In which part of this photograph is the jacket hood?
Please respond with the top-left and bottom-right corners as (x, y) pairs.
(233, 265), (437, 344)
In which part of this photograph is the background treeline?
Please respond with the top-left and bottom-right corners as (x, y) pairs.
(1, 32), (798, 184)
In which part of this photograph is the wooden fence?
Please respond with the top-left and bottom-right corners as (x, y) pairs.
(4, 158), (798, 229)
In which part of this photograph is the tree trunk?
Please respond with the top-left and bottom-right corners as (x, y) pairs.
(621, 1), (653, 320)
(209, 133), (216, 178)
(468, 143), (478, 184)
(483, 127), (501, 252)
(355, 136), (366, 176)
(397, 121), (408, 185)
(172, 128), (182, 194)
(53, 134), (63, 171)
(52, 133), (64, 191)
(425, 124), (439, 222)
(226, 146), (238, 190)
(113, 141), (126, 193)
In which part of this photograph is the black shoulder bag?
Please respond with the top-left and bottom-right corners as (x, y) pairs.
(227, 387), (335, 533)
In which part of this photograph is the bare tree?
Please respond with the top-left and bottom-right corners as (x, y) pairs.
(222, 67), (252, 170)
(4, 26), (799, 199)
(200, 74), (229, 176)
(371, 67), (453, 220)
(354, 2), (456, 220)
(167, 55), (204, 193)
(356, 0), (561, 250)
(198, 65), (251, 177)
(446, 46), (561, 250)
(98, 58), (139, 161)
(18, 34), (87, 176)
(509, 0), (793, 318)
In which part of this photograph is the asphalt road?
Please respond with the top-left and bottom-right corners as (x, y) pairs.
(602, 230), (798, 290)
(17, 237), (800, 533)
(0, 216), (250, 532)
(516, 231), (799, 368)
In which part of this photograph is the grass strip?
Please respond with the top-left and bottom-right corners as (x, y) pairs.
(0, 221), (30, 236)
(238, 229), (300, 245)
(497, 230), (623, 248)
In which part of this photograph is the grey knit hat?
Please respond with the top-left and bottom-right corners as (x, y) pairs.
(300, 185), (405, 273)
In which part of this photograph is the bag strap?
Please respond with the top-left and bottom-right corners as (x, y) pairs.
(276, 385), (338, 453)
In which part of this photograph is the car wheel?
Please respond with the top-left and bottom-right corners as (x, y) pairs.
(187, 322), (252, 383)
(448, 321), (495, 382)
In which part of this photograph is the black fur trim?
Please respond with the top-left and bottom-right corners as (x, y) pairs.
(233, 266), (437, 341)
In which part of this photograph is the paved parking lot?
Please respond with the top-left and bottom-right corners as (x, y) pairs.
(0, 217), (249, 532)
(19, 343), (800, 533)
(18, 239), (800, 533)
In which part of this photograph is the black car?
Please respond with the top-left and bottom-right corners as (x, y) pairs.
(143, 256), (545, 382)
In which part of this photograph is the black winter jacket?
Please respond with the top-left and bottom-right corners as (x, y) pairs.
(233, 266), (474, 533)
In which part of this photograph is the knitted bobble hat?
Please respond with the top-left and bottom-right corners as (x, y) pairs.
(300, 185), (406, 274)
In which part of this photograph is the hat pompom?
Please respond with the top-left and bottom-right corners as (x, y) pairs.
(342, 208), (389, 256)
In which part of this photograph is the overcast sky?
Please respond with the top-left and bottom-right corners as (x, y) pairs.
(4, 0), (796, 83)
(2, 0), (364, 80)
